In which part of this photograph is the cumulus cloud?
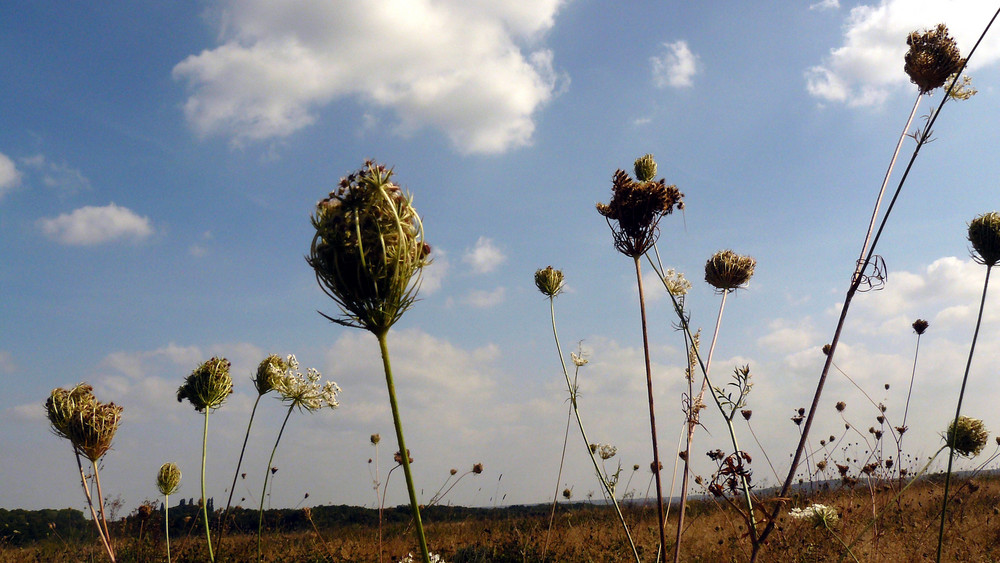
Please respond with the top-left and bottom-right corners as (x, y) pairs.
(38, 203), (154, 246)
(0, 152), (21, 199)
(420, 247), (449, 295)
(463, 236), (506, 274)
(651, 40), (700, 89)
(806, 0), (1000, 106)
(173, 0), (565, 154)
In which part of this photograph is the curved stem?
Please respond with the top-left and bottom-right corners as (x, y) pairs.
(75, 451), (114, 561)
(258, 404), (295, 562)
(377, 331), (430, 563)
(548, 295), (641, 562)
(936, 264), (992, 562)
(201, 408), (215, 562)
(634, 256), (667, 560)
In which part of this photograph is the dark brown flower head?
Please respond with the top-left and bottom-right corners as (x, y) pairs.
(177, 357), (233, 412)
(650, 461), (663, 473)
(835, 401), (845, 412)
(450, 468), (458, 476)
(822, 344), (832, 356)
(534, 266), (565, 297)
(905, 24), (963, 94)
(741, 409), (752, 421)
(46, 384), (123, 462)
(597, 161), (683, 258)
(968, 212), (1000, 266)
(394, 450), (413, 465)
(370, 433), (380, 445)
(472, 462), (484, 474)
(562, 488), (572, 499)
(912, 319), (929, 335)
(946, 416), (989, 457)
(704, 250), (756, 293)
(308, 160), (431, 334)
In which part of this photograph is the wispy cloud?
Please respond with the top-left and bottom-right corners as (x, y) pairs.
(0, 152), (21, 200)
(463, 236), (506, 274)
(460, 287), (506, 308)
(810, 0), (840, 11)
(805, 1), (1000, 106)
(173, 0), (567, 154)
(651, 40), (700, 89)
(19, 154), (91, 193)
(38, 203), (154, 246)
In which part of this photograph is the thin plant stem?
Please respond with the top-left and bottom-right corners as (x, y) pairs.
(225, 394), (264, 515)
(542, 403), (572, 558)
(258, 404), (295, 562)
(547, 295), (641, 562)
(75, 452), (115, 562)
(634, 256), (668, 561)
(749, 14), (1000, 557)
(936, 265), (992, 562)
(91, 461), (114, 558)
(164, 494), (172, 563)
(899, 330), (923, 468)
(201, 408), (215, 563)
(675, 289), (727, 562)
(377, 331), (430, 563)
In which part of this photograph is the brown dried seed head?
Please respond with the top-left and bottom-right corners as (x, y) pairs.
(912, 319), (929, 335)
(904, 24), (963, 94)
(704, 250), (756, 292)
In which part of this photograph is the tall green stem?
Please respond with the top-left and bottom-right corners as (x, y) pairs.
(258, 405), (295, 562)
(75, 452), (114, 562)
(635, 256), (668, 560)
(548, 296), (641, 562)
(377, 331), (430, 563)
(163, 494), (172, 563)
(936, 265), (992, 562)
(201, 408), (215, 562)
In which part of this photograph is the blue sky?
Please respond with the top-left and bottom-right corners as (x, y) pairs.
(5, 0), (1000, 515)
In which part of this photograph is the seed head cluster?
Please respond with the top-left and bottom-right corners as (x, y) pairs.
(308, 160), (431, 335)
(704, 250), (756, 292)
(946, 415), (989, 457)
(534, 266), (565, 297)
(45, 383), (123, 462)
(156, 462), (182, 496)
(968, 211), (1000, 266)
(177, 357), (233, 412)
(904, 24), (964, 94)
(254, 354), (287, 396)
(597, 155), (684, 257)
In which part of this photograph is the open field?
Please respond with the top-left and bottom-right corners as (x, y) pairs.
(5, 474), (1000, 562)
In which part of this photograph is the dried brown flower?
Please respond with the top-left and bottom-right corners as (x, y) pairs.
(912, 319), (929, 335)
(704, 250), (756, 292)
(968, 212), (1000, 266)
(597, 157), (683, 257)
(904, 24), (963, 94)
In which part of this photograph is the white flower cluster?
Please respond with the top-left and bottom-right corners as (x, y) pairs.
(571, 351), (589, 367)
(789, 503), (839, 527)
(663, 268), (691, 296)
(597, 444), (617, 460)
(401, 552), (445, 563)
(274, 355), (341, 412)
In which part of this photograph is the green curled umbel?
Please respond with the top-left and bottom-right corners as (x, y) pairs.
(968, 212), (1000, 266)
(46, 383), (123, 462)
(177, 357), (233, 412)
(534, 266), (565, 297)
(633, 154), (657, 183)
(704, 250), (756, 292)
(308, 160), (431, 335)
(156, 463), (182, 496)
(253, 354), (286, 396)
(904, 24), (963, 94)
(946, 416), (989, 458)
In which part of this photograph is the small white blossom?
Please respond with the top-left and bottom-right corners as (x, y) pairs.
(663, 268), (691, 296)
(789, 503), (839, 527)
(273, 355), (341, 412)
(401, 552), (445, 563)
(597, 444), (617, 460)
(571, 352), (589, 367)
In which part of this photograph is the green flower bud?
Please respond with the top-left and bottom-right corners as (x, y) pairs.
(156, 463), (182, 496)
(946, 416), (989, 457)
(254, 354), (286, 396)
(634, 154), (657, 182)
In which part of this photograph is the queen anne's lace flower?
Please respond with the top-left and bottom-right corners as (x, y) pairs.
(401, 552), (445, 563)
(273, 355), (340, 412)
(789, 503), (839, 527)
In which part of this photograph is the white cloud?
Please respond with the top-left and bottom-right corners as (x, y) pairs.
(461, 286), (506, 308)
(463, 236), (506, 274)
(810, 0), (840, 10)
(0, 152), (21, 199)
(38, 203), (154, 246)
(173, 0), (565, 154)
(19, 154), (91, 193)
(806, 1), (1000, 106)
(651, 40), (700, 89)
